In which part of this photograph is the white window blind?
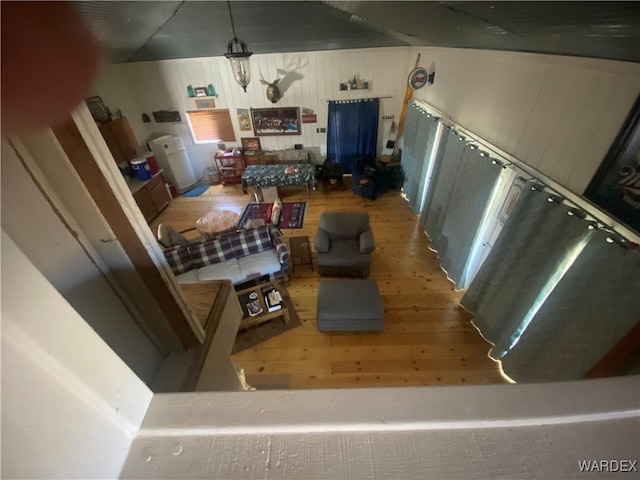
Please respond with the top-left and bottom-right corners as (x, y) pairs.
(186, 109), (236, 143)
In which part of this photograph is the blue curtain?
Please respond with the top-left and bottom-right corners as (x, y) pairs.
(327, 99), (379, 173)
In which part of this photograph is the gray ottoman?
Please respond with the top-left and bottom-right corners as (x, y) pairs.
(317, 279), (384, 332)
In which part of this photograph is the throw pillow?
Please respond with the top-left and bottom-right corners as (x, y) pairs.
(271, 198), (282, 225)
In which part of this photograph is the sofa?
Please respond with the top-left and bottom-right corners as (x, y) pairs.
(314, 212), (375, 278)
(163, 224), (289, 285)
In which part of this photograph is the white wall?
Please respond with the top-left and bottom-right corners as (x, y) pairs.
(93, 47), (410, 176)
(1, 231), (153, 479)
(95, 46), (640, 194)
(410, 47), (640, 194)
(1, 139), (164, 384)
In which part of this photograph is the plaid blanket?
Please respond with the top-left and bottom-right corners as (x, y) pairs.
(163, 224), (289, 276)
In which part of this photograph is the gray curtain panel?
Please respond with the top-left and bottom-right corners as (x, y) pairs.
(401, 104), (420, 195)
(460, 186), (592, 360)
(401, 104), (439, 213)
(501, 230), (640, 382)
(431, 147), (502, 289)
(420, 128), (466, 245)
(412, 116), (441, 213)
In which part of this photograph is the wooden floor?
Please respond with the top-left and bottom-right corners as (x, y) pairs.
(151, 180), (507, 389)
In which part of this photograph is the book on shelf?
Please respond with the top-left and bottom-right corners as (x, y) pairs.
(261, 285), (283, 313)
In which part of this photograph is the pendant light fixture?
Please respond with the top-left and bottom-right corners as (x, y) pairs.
(224, 0), (253, 92)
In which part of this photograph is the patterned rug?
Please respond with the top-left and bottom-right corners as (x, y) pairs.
(237, 202), (307, 230)
(231, 305), (302, 354)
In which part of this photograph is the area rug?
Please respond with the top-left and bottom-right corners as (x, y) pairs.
(182, 184), (210, 197)
(231, 307), (302, 354)
(237, 202), (307, 230)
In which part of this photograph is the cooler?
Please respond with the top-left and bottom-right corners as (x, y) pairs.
(130, 158), (153, 181)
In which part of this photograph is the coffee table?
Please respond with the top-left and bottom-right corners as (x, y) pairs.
(236, 280), (292, 331)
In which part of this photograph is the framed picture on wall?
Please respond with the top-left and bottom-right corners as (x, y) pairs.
(251, 107), (301, 136)
(195, 98), (215, 109)
(584, 94), (640, 235)
(241, 137), (261, 151)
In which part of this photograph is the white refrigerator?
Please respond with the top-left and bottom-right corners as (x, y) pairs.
(148, 135), (196, 194)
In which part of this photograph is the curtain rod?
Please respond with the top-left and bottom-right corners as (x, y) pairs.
(326, 96), (393, 102)
(411, 99), (640, 245)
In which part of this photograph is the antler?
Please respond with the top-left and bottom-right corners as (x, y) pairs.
(259, 70), (268, 86)
(259, 69), (279, 86)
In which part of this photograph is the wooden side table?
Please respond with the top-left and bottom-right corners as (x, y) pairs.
(321, 162), (345, 193)
(236, 280), (292, 331)
(289, 236), (313, 273)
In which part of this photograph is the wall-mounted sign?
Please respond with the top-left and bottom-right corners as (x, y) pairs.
(585, 96), (640, 234)
(408, 67), (435, 90)
(152, 111), (181, 123)
(302, 114), (317, 124)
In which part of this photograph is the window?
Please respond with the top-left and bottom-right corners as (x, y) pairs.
(185, 109), (236, 144)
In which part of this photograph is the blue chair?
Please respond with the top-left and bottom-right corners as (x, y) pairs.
(352, 157), (390, 200)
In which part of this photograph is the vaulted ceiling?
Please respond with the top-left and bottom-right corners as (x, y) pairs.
(76, 1), (640, 64)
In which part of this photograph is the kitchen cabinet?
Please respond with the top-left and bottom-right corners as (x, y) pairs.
(99, 117), (139, 163)
(130, 171), (171, 223)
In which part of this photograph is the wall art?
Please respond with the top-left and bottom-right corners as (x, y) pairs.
(195, 98), (215, 109)
(585, 94), (640, 235)
(237, 108), (252, 131)
(251, 107), (301, 136)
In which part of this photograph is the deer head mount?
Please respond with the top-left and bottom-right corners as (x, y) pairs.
(260, 73), (282, 104)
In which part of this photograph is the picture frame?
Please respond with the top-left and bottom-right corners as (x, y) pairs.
(241, 137), (261, 151)
(194, 87), (208, 97)
(152, 110), (181, 123)
(251, 107), (301, 136)
(584, 94), (640, 235)
(195, 98), (215, 109)
(237, 108), (252, 132)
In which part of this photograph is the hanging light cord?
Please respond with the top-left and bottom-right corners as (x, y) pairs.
(227, 0), (238, 39)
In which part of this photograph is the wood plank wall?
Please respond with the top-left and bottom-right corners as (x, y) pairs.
(94, 46), (640, 195)
(411, 47), (640, 194)
(93, 47), (411, 174)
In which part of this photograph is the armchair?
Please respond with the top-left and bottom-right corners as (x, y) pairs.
(314, 212), (375, 277)
(352, 156), (390, 200)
